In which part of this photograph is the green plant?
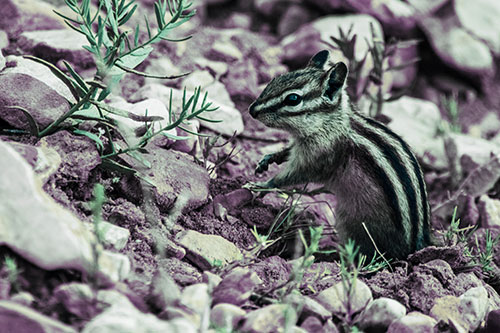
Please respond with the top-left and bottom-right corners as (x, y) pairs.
(475, 230), (500, 275)
(12, 0), (218, 176)
(325, 23), (419, 117)
(441, 93), (462, 133)
(442, 206), (476, 246)
(3, 256), (22, 293)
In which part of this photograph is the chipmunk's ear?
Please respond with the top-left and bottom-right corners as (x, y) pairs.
(308, 50), (330, 69)
(324, 62), (348, 100)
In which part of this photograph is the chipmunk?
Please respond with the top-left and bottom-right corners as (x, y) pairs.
(248, 50), (430, 259)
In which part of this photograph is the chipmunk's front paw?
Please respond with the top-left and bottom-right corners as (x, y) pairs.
(255, 154), (273, 175)
(243, 179), (276, 191)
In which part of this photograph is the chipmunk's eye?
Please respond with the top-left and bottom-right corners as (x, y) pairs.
(283, 93), (302, 106)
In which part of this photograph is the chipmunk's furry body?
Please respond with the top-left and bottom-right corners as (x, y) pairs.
(249, 50), (430, 259)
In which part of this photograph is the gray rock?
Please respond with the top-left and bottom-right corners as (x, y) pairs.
(0, 141), (126, 285)
(459, 286), (490, 331)
(202, 271), (222, 289)
(85, 221), (130, 251)
(359, 297), (407, 331)
(7, 141), (61, 185)
(0, 50), (5, 72)
(212, 267), (262, 306)
(148, 266), (181, 310)
(157, 258), (202, 286)
(484, 309), (500, 333)
(300, 316), (324, 333)
(315, 278), (373, 315)
(83, 292), (195, 333)
(0, 0), (66, 34)
(180, 283), (210, 315)
(147, 148), (210, 215)
(455, 0), (500, 55)
(175, 230), (242, 270)
(207, 40), (243, 63)
(96, 251), (131, 285)
(210, 303), (246, 330)
(0, 30), (8, 50)
(18, 29), (94, 68)
(283, 292), (331, 321)
(278, 4), (316, 37)
(0, 300), (76, 333)
(53, 283), (96, 319)
(9, 292), (35, 308)
(241, 304), (297, 333)
(478, 195), (500, 228)
(407, 0), (449, 17)
(430, 295), (469, 332)
(281, 14), (384, 66)
(387, 311), (437, 332)
(346, 0), (417, 34)
(0, 72), (70, 131)
(420, 14), (493, 77)
(194, 57), (228, 78)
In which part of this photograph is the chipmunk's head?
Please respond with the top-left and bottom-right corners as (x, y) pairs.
(249, 50), (349, 137)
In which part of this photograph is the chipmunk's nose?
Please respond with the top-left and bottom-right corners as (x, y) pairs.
(249, 103), (258, 118)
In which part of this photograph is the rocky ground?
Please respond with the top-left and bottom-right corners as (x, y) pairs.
(1, 0), (500, 332)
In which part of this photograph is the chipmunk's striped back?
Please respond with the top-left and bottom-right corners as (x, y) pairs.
(249, 50), (430, 259)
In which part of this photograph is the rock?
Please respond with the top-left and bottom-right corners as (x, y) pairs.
(315, 278), (373, 315)
(484, 309), (500, 333)
(0, 50), (5, 72)
(202, 271), (222, 289)
(9, 292), (35, 307)
(148, 266), (181, 311)
(0, 300), (76, 333)
(157, 258), (202, 286)
(478, 195), (500, 228)
(82, 292), (195, 333)
(241, 304), (297, 333)
(282, 14), (384, 66)
(0, 141), (123, 284)
(210, 303), (246, 330)
(175, 230), (242, 270)
(283, 292), (331, 321)
(130, 83), (244, 136)
(430, 295), (468, 332)
(207, 40), (243, 63)
(300, 316), (324, 333)
(182, 70), (215, 90)
(407, 0), (449, 17)
(458, 286), (490, 331)
(96, 251), (131, 285)
(405, 271), (448, 313)
(454, 0), (500, 55)
(0, 30), (9, 50)
(41, 130), (101, 186)
(387, 312), (437, 332)
(7, 141), (61, 185)
(221, 59), (260, 103)
(0, 71), (70, 131)
(212, 267), (262, 306)
(346, 0), (417, 35)
(0, 0), (66, 34)
(254, 0), (286, 16)
(194, 57), (228, 78)
(224, 12), (252, 30)
(84, 221), (130, 251)
(18, 29), (94, 69)
(180, 283), (210, 315)
(147, 148), (210, 214)
(420, 14), (493, 77)
(277, 4), (316, 37)
(359, 297), (407, 332)
(380, 96), (442, 168)
(53, 283), (96, 319)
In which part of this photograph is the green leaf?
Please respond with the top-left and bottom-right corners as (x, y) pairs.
(160, 131), (190, 140)
(126, 150), (151, 168)
(195, 115), (222, 123)
(63, 60), (89, 94)
(73, 129), (104, 153)
(5, 106), (39, 137)
(100, 158), (137, 174)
